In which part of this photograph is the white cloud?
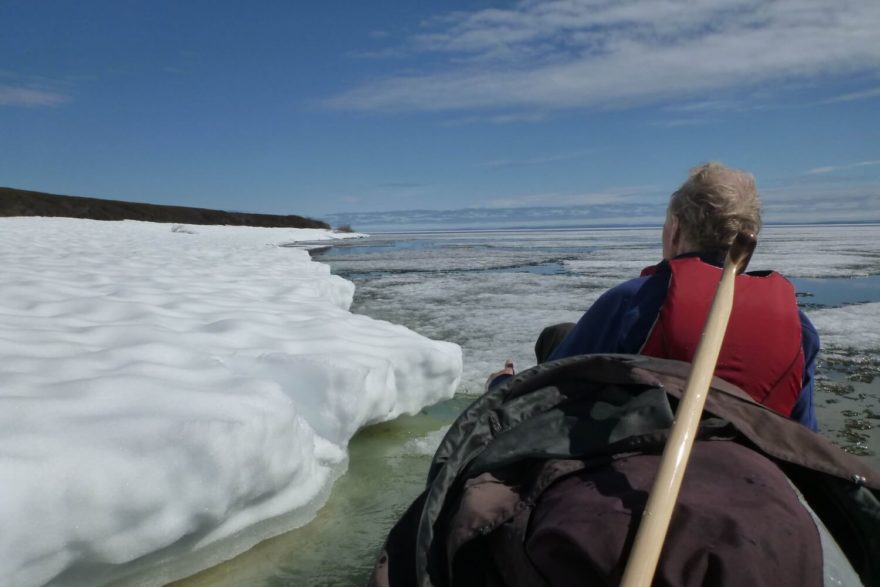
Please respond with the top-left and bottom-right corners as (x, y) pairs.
(0, 85), (67, 107)
(346, 47), (408, 60)
(324, 0), (880, 113)
(668, 100), (743, 113)
(758, 173), (880, 223)
(378, 182), (425, 188)
(821, 86), (880, 103)
(439, 111), (549, 126)
(806, 160), (880, 175)
(484, 186), (656, 208)
(649, 117), (715, 128)
(480, 149), (593, 168)
(323, 203), (668, 230)
(324, 168), (880, 227)
(806, 166), (836, 175)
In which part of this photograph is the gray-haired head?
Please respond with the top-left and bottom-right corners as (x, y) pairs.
(667, 162), (763, 253)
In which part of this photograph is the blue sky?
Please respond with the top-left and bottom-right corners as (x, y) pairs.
(2, 0), (879, 228)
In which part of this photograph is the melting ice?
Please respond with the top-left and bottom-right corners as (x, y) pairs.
(324, 225), (880, 395)
(0, 218), (462, 587)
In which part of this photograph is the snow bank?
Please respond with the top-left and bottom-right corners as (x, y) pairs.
(0, 218), (462, 587)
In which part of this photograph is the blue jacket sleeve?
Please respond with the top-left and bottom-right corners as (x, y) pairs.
(548, 274), (668, 361)
(789, 310), (820, 431)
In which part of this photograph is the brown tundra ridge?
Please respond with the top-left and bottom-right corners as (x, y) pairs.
(0, 186), (330, 229)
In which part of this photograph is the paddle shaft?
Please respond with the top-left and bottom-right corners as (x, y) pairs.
(619, 233), (757, 587)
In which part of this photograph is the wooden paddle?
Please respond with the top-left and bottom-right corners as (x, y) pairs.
(619, 232), (757, 587)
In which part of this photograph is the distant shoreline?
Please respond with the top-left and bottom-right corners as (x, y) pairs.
(0, 186), (330, 230)
(6, 186), (878, 234)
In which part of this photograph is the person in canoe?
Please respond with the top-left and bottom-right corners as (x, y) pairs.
(490, 161), (819, 429)
(370, 163), (879, 587)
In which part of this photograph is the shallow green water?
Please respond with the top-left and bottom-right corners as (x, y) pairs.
(172, 396), (473, 587)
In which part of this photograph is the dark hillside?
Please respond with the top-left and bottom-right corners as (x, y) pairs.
(0, 187), (330, 229)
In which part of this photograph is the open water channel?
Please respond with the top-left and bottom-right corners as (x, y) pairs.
(174, 224), (880, 586)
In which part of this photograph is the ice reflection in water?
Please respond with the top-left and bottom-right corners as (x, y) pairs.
(176, 224), (880, 586)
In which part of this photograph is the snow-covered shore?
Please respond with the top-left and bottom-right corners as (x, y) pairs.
(0, 217), (463, 587)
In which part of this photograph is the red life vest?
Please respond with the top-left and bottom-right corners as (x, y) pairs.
(639, 257), (804, 416)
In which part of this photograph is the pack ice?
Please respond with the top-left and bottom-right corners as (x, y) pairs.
(0, 217), (462, 586)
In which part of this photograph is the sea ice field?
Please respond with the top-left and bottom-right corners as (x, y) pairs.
(174, 223), (880, 586)
(3, 219), (879, 587)
(323, 225), (880, 404)
(0, 217), (462, 587)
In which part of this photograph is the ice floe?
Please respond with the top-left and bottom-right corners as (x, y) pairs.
(0, 217), (462, 587)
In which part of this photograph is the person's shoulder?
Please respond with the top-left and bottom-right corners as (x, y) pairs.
(602, 274), (655, 297)
(618, 262), (672, 293)
(743, 266), (794, 286)
(594, 272), (668, 310)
